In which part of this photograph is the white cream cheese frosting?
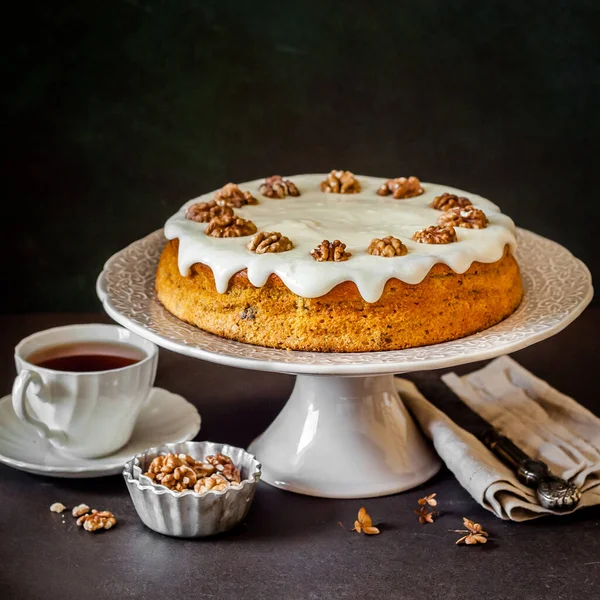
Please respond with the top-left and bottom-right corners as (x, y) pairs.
(164, 174), (517, 303)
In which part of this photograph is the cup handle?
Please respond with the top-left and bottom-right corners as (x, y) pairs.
(12, 370), (68, 446)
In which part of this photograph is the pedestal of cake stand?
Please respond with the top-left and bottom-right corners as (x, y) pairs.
(248, 374), (440, 498)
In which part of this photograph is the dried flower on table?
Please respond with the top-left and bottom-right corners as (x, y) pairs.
(415, 506), (436, 524)
(50, 502), (67, 513)
(352, 507), (380, 535)
(417, 493), (437, 507)
(77, 509), (117, 532)
(453, 517), (489, 545)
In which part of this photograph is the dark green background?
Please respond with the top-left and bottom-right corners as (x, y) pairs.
(2, 0), (598, 312)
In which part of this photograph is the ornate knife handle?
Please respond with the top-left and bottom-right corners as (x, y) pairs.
(481, 429), (581, 511)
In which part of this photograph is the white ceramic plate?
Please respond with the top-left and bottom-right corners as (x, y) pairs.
(97, 229), (593, 375)
(0, 387), (200, 478)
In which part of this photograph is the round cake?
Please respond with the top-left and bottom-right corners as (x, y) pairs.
(156, 172), (523, 352)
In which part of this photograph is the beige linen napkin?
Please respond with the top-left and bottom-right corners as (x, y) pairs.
(396, 356), (600, 521)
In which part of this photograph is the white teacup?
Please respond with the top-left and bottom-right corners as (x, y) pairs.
(13, 324), (158, 459)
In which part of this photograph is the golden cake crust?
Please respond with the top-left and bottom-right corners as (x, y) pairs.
(155, 239), (523, 352)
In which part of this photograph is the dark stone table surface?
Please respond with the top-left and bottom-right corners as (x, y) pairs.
(0, 311), (598, 600)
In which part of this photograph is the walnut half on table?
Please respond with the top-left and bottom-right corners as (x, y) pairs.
(77, 510), (117, 532)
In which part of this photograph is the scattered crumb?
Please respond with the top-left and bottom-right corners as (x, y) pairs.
(72, 503), (90, 517)
(50, 502), (67, 513)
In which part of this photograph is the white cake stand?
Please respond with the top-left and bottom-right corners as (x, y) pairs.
(97, 229), (592, 498)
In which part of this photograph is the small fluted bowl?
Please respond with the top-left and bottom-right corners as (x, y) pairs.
(123, 441), (261, 538)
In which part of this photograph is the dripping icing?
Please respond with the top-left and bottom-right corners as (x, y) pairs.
(164, 174), (517, 303)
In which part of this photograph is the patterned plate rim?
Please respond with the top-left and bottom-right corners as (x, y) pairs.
(97, 229), (593, 375)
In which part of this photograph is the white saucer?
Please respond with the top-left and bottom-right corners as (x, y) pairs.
(0, 387), (201, 478)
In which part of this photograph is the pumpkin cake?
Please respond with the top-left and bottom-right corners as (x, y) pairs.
(155, 172), (522, 352)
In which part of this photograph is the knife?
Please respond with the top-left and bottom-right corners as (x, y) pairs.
(401, 374), (581, 511)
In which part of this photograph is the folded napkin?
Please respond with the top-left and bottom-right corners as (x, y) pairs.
(396, 356), (600, 521)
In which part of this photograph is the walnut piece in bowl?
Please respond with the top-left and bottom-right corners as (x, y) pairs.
(123, 441), (261, 538)
(143, 451), (241, 493)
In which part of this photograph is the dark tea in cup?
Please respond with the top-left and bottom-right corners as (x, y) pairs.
(27, 341), (147, 372)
